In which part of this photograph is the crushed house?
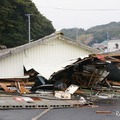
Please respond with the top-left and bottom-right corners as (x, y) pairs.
(49, 50), (120, 91)
(0, 33), (120, 110)
(0, 32), (100, 93)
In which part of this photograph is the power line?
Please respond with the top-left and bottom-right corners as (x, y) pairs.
(38, 7), (120, 11)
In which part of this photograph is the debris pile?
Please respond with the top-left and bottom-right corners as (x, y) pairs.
(49, 52), (120, 92)
(0, 51), (120, 94)
(0, 51), (120, 109)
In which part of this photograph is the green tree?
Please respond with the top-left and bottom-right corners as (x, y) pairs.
(0, 0), (55, 48)
(61, 22), (120, 46)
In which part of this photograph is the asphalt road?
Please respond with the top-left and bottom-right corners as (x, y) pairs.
(0, 99), (120, 120)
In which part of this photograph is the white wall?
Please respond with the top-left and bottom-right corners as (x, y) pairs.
(0, 52), (24, 78)
(24, 38), (91, 79)
(108, 40), (120, 52)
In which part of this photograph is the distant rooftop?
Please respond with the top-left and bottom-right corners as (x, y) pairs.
(108, 39), (120, 43)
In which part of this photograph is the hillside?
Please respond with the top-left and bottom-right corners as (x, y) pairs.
(61, 22), (120, 46)
(0, 0), (55, 48)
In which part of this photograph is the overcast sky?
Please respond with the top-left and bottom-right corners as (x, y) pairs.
(32, 0), (120, 31)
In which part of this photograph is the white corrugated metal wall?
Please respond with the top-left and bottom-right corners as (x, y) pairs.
(23, 38), (91, 79)
(0, 52), (24, 78)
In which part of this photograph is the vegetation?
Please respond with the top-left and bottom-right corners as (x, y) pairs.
(61, 28), (85, 41)
(1, 0), (120, 48)
(0, 0), (55, 48)
(61, 22), (120, 46)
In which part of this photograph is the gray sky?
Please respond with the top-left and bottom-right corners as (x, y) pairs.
(32, 0), (120, 31)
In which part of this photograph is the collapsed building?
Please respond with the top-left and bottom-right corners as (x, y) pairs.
(0, 32), (99, 93)
(48, 51), (120, 91)
(0, 32), (120, 93)
(0, 32), (120, 109)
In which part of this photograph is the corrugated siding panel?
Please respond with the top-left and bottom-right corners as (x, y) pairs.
(108, 41), (120, 52)
(0, 52), (24, 78)
(24, 39), (91, 79)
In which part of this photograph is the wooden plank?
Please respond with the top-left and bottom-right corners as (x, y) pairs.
(0, 83), (15, 93)
(96, 111), (112, 114)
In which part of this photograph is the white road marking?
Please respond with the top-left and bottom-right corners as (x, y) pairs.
(31, 108), (52, 120)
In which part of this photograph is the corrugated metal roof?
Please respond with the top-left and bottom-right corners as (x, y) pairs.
(0, 32), (100, 60)
(60, 35), (100, 53)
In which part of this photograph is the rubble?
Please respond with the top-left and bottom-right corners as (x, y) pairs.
(0, 51), (120, 109)
(55, 84), (79, 99)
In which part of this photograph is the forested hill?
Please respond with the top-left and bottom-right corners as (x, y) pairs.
(0, 0), (55, 48)
(61, 22), (120, 46)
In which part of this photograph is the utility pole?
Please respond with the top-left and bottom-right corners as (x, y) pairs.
(106, 32), (109, 41)
(76, 28), (78, 42)
(25, 14), (31, 43)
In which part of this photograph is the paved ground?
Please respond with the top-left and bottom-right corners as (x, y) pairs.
(39, 107), (120, 120)
(0, 99), (120, 120)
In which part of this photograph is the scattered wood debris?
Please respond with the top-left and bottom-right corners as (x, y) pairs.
(96, 111), (112, 114)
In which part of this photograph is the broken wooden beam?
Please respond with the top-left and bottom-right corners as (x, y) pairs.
(96, 111), (112, 114)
